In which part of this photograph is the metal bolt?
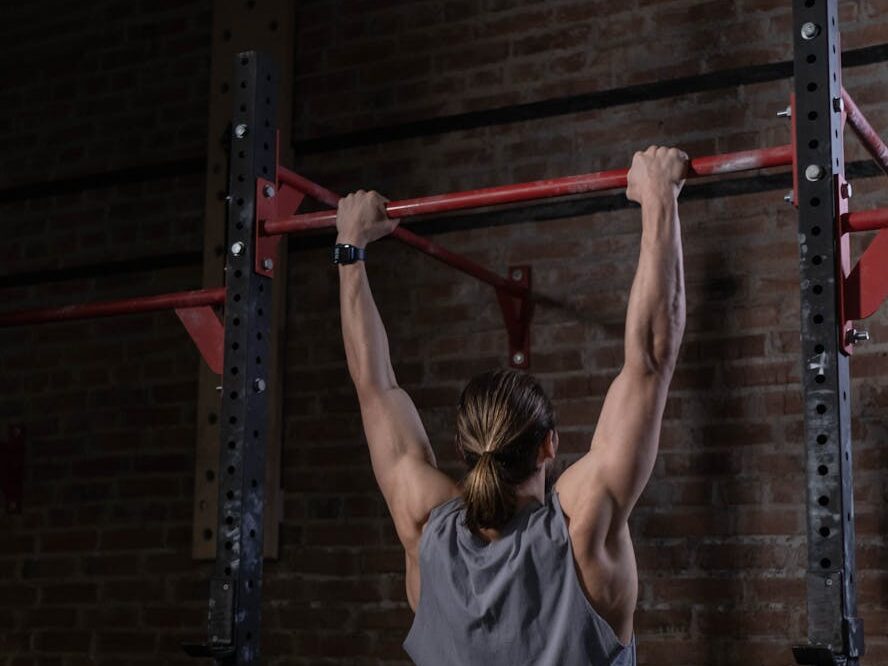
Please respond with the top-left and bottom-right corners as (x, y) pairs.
(841, 182), (853, 199)
(832, 97), (845, 113)
(801, 22), (820, 40)
(826, 578), (833, 587)
(512, 352), (525, 366)
(234, 123), (248, 139)
(805, 164), (826, 182)
(783, 191), (794, 204)
(231, 241), (245, 256)
(848, 329), (870, 345)
(511, 269), (524, 281)
(254, 378), (267, 393)
(776, 106), (792, 119)
(262, 258), (274, 270)
(263, 184), (276, 198)
(215, 386), (222, 392)
(222, 583), (229, 591)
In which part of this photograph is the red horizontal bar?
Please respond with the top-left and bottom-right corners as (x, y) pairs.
(0, 288), (226, 327)
(844, 208), (888, 233)
(842, 88), (888, 176)
(265, 145), (793, 235)
(277, 170), (528, 297)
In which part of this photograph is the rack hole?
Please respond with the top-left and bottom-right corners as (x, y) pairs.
(817, 434), (827, 444)
(816, 403), (826, 414)
(812, 226), (821, 236)
(807, 82), (818, 92)
(808, 111), (818, 121)
(228, 416), (237, 425)
(224, 566), (232, 575)
(819, 526), (830, 537)
(818, 495), (829, 506)
(820, 558), (831, 568)
(815, 375), (825, 383)
(240, 81), (247, 89)
(251, 479), (258, 488)
(206, 469), (215, 482)
(233, 317), (241, 327)
(813, 284), (822, 294)
(256, 356), (262, 365)
(231, 366), (239, 375)
(230, 391), (238, 400)
(818, 464), (828, 475)
(812, 255), (822, 265)
(806, 53), (816, 63)
(228, 465), (235, 475)
(808, 139), (818, 149)
(240, 57), (248, 66)
(235, 270), (243, 278)
(232, 342), (240, 351)
(226, 515), (234, 525)
(228, 441), (236, 450)
(813, 314), (823, 324)
(203, 529), (213, 540)
(225, 540), (232, 550)
(810, 197), (820, 207)
(226, 490), (234, 500)
(249, 529), (256, 538)
(234, 294), (241, 302)
(814, 344), (824, 353)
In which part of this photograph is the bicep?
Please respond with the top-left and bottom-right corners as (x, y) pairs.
(358, 388), (460, 549)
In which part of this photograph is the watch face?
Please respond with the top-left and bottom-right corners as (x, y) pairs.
(333, 244), (358, 264)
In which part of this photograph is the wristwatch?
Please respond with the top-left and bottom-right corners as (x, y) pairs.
(332, 243), (366, 265)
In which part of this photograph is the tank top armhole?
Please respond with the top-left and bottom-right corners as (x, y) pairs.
(550, 490), (635, 653)
(404, 494), (463, 657)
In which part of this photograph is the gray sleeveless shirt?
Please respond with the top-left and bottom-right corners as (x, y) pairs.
(403, 491), (637, 665)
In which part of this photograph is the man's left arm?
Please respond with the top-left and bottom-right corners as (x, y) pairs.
(337, 191), (459, 551)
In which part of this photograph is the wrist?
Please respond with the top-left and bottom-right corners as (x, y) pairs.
(336, 234), (367, 247)
(640, 184), (678, 208)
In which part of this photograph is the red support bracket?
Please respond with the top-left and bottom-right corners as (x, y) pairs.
(496, 266), (533, 369)
(844, 228), (888, 328)
(0, 425), (25, 514)
(175, 306), (225, 374)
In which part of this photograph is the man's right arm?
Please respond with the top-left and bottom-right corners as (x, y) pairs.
(555, 146), (687, 546)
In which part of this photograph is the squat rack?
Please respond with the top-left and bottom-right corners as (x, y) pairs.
(1, 0), (887, 663)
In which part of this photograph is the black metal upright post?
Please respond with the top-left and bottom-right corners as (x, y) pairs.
(791, 1), (864, 664)
(204, 51), (277, 665)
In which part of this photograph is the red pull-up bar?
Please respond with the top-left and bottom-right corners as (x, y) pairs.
(266, 145), (796, 235)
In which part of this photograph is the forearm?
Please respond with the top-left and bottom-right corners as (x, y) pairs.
(624, 193), (686, 374)
(339, 263), (398, 394)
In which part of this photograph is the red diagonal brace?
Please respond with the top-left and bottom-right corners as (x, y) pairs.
(496, 266), (533, 369)
(0, 425), (25, 514)
(175, 306), (225, 374)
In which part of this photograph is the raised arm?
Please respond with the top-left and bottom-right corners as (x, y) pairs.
(556, 146), (687, 541)
(336, 192), (458, 553)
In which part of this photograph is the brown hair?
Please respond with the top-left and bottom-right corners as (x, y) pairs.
(455, 369), (555, 534)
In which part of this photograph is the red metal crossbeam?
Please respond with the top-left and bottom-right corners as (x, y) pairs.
(0, 287), (227, 371)
(0, 288), (226, 326)
(266, 145), (794, 235)
(278, 170), (532, 363)
(844, 207), (888, 233)
(842, 88), (888, 176)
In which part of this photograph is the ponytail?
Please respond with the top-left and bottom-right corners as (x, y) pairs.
(462, 451), (517, 535)
(455, 370), (555, 535)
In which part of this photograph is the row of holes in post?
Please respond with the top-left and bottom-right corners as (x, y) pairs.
(801, 0), (847, 578)
(221, 56), (269, 638)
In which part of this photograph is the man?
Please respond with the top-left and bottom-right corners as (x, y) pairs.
(333, 146), (687, 664)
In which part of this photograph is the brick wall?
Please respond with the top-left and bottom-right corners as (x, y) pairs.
(1, 0), (887, 665)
